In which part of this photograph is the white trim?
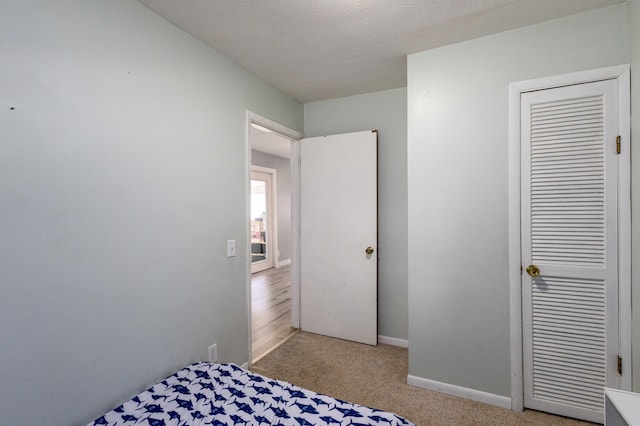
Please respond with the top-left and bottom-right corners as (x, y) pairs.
(508, 78), (524, 411)
(245, 111), (303, 366)
(616, 68), (632, 391)
(508, 64), (632, 410)
(247, 111), (304, 141)
(276, 258), (291, 268)
(378, 335), (408, 348)
(240, 362), (249, 369)
(407, 375), (512, 409)
(251, 165), (278, 174)
(245, 113), (253, 366)
(290, 141), (300, 329)
(510, 64), (630, 94)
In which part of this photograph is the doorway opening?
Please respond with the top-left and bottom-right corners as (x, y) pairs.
(247, 112), (302, 364)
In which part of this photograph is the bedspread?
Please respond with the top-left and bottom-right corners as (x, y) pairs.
(89, 362), (414, 425)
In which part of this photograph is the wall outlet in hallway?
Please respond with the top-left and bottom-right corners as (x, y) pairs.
(208, 343), (218, 363)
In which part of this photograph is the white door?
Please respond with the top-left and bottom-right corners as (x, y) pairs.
(521, 79), (620, 423)
(251, 170), (275, 273)
(299, 130), (377, 345)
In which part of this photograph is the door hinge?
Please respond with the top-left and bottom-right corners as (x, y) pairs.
(616, 136), (621, 154)
(617, 355), (623, 375)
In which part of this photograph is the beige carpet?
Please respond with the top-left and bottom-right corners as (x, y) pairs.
(251, 331), (596, 426)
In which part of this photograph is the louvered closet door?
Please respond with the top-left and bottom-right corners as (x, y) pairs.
(521, 79), (619, 424)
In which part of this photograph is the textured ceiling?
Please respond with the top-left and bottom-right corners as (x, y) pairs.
(138, 0), (624, 103)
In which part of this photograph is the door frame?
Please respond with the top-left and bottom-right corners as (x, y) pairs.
(507, 65), (631, 411)
(250, 166), (277, 273)
(245, 111), (303, 366)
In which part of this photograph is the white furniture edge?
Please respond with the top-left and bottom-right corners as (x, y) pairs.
(605, 387), (640, 425)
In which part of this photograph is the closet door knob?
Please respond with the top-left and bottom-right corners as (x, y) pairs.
(526, 264), (540, 277)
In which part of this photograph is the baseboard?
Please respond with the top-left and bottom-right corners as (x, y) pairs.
(276, 259), (291, 268)
(378, 335), (409, 348)
(240, 362), (249, 369)
(407, 374), (512, 409)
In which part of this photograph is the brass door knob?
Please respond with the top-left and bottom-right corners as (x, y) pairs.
(526, 264), (540, 277)
(365, 247), (374, 255)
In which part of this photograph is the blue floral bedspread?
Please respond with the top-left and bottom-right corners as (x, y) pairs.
(88, 362), (414, 425)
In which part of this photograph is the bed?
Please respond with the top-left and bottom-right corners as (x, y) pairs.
(88, 362), (414, 425)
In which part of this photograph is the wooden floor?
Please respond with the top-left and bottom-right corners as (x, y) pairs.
(251, 266), (297, 363)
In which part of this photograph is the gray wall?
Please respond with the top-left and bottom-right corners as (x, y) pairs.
(629, 0), (640, 393)
(407, 4), (630, 397)
(251, 150), (292, 263)
(304, 88), (408, 340)
(0, 1), (302, 425)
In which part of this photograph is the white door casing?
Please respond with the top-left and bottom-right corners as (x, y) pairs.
(508, 65), (630, 422)
(299, 130), (378, 345)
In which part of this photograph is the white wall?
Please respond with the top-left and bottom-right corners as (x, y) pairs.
(629, 0), (640, 393)
(304, 88), (408, 340)
(407, 4), (630, 397)
(0, 1), (302, 425)
(251, 150), (292, 263)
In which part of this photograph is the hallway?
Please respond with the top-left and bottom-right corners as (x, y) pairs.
(251, 266), (297, 362)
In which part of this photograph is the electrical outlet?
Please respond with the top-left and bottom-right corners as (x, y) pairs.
(226, 240), (236, 257)
(208, 343), (218, 363)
